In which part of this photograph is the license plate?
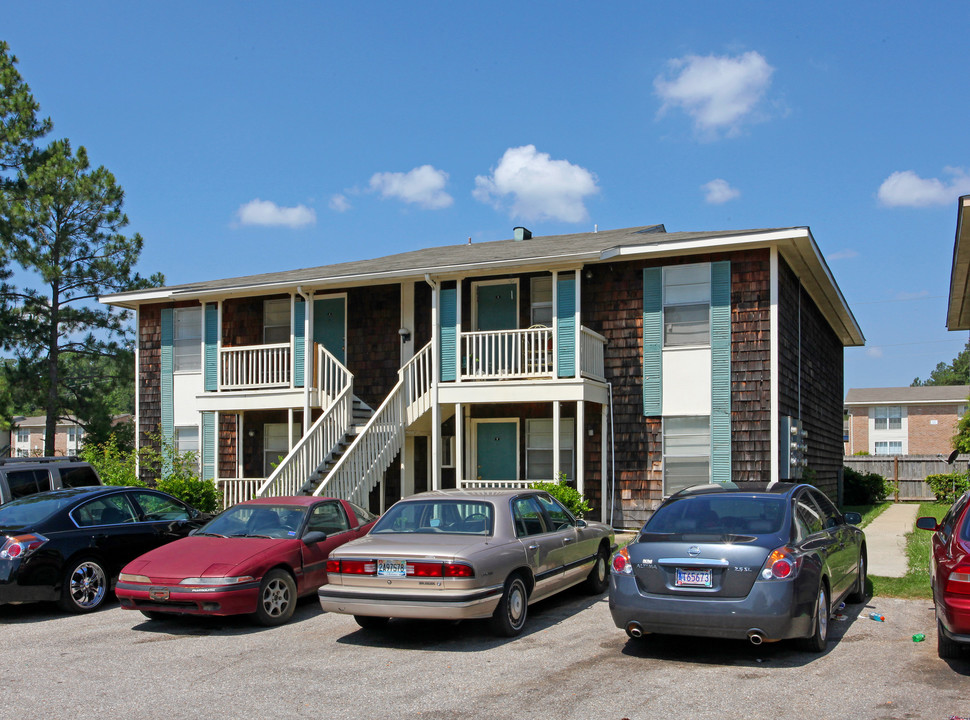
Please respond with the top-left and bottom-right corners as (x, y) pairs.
(675, 568), (712, 587)
(149, 587), (170, 601)
(377, 559), (407, 578)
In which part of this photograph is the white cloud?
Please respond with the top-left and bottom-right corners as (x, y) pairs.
(654, 51), (774, 137)
(473, 145), (599, 223)
(369, 165), (453, 209)
(701, 178), (740, 204)
(877, 168), (970, 208)
(236, 199), (316, 228)
(827, 249), (859, 261)
(866, 346), (884, 358)
(329, 193), (351, 212)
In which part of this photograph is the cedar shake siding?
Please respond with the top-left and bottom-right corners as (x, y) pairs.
(218, 413), (237, 478)
(345, 285), (400, 409)
(138, 304), (162, 484)
(222, 296), (275, 347)
(779, 259), (843, 498)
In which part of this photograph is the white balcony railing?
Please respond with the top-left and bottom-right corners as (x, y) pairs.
(220, 343), (290, 390)
(461, 327), (554, 380)
(580, 327), (607, 381)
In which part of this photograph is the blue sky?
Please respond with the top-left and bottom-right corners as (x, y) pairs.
(3, 2), (969, 392)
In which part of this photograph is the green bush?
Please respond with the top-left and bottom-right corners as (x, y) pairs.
(843, 466), (891, 505)
(156, 475), (218, 514)
(80, 435), (145, 487)
(925, 472), (970, 505)
(529, 478), (592, 518)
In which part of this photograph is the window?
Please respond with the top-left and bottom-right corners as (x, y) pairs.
(441, 436), (456, 468)
(16, 428), (29, 444)
(535, 493), (575, 531)
(663, 416), (710, 494)
(663, 264), (710, 347)
(5, 469), (52, 499)
(264, 298), (290, 344)
(60, 465), (100, 488)
(874, 441), (902, 455)
(307, 501), (350, 535)
(873, 406), (902, 430)
(174, 307), (202, 372)
(73, 494), (137, 526)
(512, 496), (547, 537)
(129, 491), (190, 521)
(263, 423), (298, 478)
(526, 419), (574, 482)
(530, 276), (553, 327)
(175, 426), (199, 471)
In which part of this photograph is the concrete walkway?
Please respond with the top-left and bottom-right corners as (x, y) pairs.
(865, 503), (921, 577)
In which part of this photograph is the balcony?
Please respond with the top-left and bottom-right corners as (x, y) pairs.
(458, 326), (605, 382)
(220, 343), (291, 390)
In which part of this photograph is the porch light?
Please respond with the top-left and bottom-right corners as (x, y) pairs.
(398, 328), (411, 343)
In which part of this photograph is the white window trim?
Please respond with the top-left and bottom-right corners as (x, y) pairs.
(662, 262), (711, 350)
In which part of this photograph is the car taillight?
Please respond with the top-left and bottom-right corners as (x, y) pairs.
(326, 559), (341, 573)
(443, 563), (474, 578)
(760, 547), (799, 580)
(0, 533), (48, 560)
(335, 559), (376, 575)
(409, 562), (443, 577)
(946, 565), (970, 595)
(612, 547), (632, 574)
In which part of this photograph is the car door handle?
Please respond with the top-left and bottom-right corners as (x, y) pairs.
(528, 544), (539, 551)
(562, 538), (574, 545)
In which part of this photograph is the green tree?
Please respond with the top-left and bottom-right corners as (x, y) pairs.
(0, 139), (161, 455)
(912, 341), (970, 386)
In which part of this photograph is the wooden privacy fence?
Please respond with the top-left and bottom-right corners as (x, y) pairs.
(843, 454), (969, 501)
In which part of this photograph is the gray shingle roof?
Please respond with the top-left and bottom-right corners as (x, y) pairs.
(845, 386), (970, 405)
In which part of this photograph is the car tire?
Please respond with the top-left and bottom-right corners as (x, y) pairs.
(490, 574), (529, 638)
(800, 582), (829, 653)
(58, 557), (109, 613)
(253, 569), (297, 627)
(938, 617), (963, 660)
(582, 545), (610, 595)
(354, 615), (390, 630)
(846, 551), (868, 604)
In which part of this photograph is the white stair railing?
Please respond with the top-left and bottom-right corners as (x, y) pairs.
(256, 346), (353, 498)
(312, 342), (433, 506)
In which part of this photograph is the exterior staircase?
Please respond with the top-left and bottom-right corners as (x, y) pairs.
(297, 396), (373, 494)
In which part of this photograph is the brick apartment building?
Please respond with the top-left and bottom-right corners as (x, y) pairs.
(844, 386), (969, 456)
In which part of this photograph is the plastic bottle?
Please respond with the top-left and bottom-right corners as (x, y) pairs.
(868, 612), (885, 622)
(912, 633), (925, 642)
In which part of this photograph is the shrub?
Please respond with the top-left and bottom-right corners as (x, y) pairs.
(843, 466), (891, 505)
(156, 475), (218, 514)
(529, 477), (592, 518)
(80, 435), (145, 487)
(925, 472), (970, 505)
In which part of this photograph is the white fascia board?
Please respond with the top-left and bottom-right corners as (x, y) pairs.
(599, 228), (808, 260)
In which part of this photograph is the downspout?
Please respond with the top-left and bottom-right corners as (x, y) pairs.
(297, 286), (312, 434)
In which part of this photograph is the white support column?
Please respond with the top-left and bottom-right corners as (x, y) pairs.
(238, 413), (245, 479)
(601, 404), (608, 524)
(553, 400), (561, 482)
(303, 292), (313, 424)
(575, 269), (582, 373)
(213, 411), (220, 481)
(402, 435), (415, 497)
(455, 403), (464, 487)
(430, 279), (441, 491)
(770, 246), (780, 483)
(576, 400), (585, 497)
(455, 279), (463, 384)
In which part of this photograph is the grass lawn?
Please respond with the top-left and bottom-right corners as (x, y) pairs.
(866, 501), (948, 599)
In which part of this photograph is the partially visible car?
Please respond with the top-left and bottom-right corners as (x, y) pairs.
(609, 482), (866, 652)
(0, 457), (102, 505)
(318, 489), (616, 637)
(0, 486), (208, 612)
(116, 496), (377, 626)
(916, 489), (970, 659)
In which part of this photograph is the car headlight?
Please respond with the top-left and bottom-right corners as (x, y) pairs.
(119, 573), (151, 583)
(178, 576), (255, 585)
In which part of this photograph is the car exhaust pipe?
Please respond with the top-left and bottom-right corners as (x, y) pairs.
(747, 629), (765, 645)
(626, 622), (645, 639)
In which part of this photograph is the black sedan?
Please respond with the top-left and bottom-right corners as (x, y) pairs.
(0, 486), (208, 612)
(609, 482), (866, 652)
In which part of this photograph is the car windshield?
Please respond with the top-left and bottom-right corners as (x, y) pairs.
(643, 494), (786, 537)
(0, 491), (77, 528)
(201, 504), (308, 539)
(371, 500), (494, 535)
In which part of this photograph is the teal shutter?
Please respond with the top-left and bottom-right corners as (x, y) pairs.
(642, 268), (662, 416)
(294, 299), (306, 387)
(556, 275), (576, 378)
(160, 308), (175, 474)
(710, 261), (732, 483)
(204, 303), (218, 392)
(440, 288), (457, 381)
(201, 412), (216, 480)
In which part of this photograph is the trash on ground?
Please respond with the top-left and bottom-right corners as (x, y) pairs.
(868, 612), (885, 622)
(834, 613), (849, 622)
(912, 633), (925, 642)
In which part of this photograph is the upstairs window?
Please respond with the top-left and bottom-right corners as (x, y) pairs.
(530, 276), (553, 327)
(174, 307), (202, 372)
(873, 406), (902, 431)
(264, 299), (291, 344)
(663, 264), (710, 347)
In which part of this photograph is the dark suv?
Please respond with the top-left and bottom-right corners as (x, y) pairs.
(0, 457), (102, 505)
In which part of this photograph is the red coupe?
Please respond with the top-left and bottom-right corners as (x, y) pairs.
(116, 496), (376, 626)
(917, 489), (970, 659)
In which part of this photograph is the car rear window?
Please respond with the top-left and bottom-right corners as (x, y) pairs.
(59, 465), (101, 488)
(4, 469), (52, 499)
(371, 500), (494, 535)
(644, 495), (786, 536)
(0, 491), (75, 527)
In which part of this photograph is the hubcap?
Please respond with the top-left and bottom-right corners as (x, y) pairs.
(262, 578), (291, 617)
(70, 562), (106, 609)
(817, 588), (828, 640)
(508, 583), (525, 626)
(596, 556), (607, 582)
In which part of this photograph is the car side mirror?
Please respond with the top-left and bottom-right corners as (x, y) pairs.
(188, 528), (199, 536)
(576, 519), (588, 528)
(302, 530), (328, 544)
(915, 517), (940, 532)
(843, 512), (862, 526)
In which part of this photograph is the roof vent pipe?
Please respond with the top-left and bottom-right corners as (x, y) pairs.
(513, 227), (532, 241)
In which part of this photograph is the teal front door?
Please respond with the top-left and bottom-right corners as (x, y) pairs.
(476, 422), (517, 481)
(476, 282), (517, 330)
(313, 297), (345, 364)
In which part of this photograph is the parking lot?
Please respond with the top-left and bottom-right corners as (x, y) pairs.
(1, 590), (967, 720)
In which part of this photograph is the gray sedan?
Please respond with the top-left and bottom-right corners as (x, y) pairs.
(609, 482), (867, 651)
(318, 489), (615, 636)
